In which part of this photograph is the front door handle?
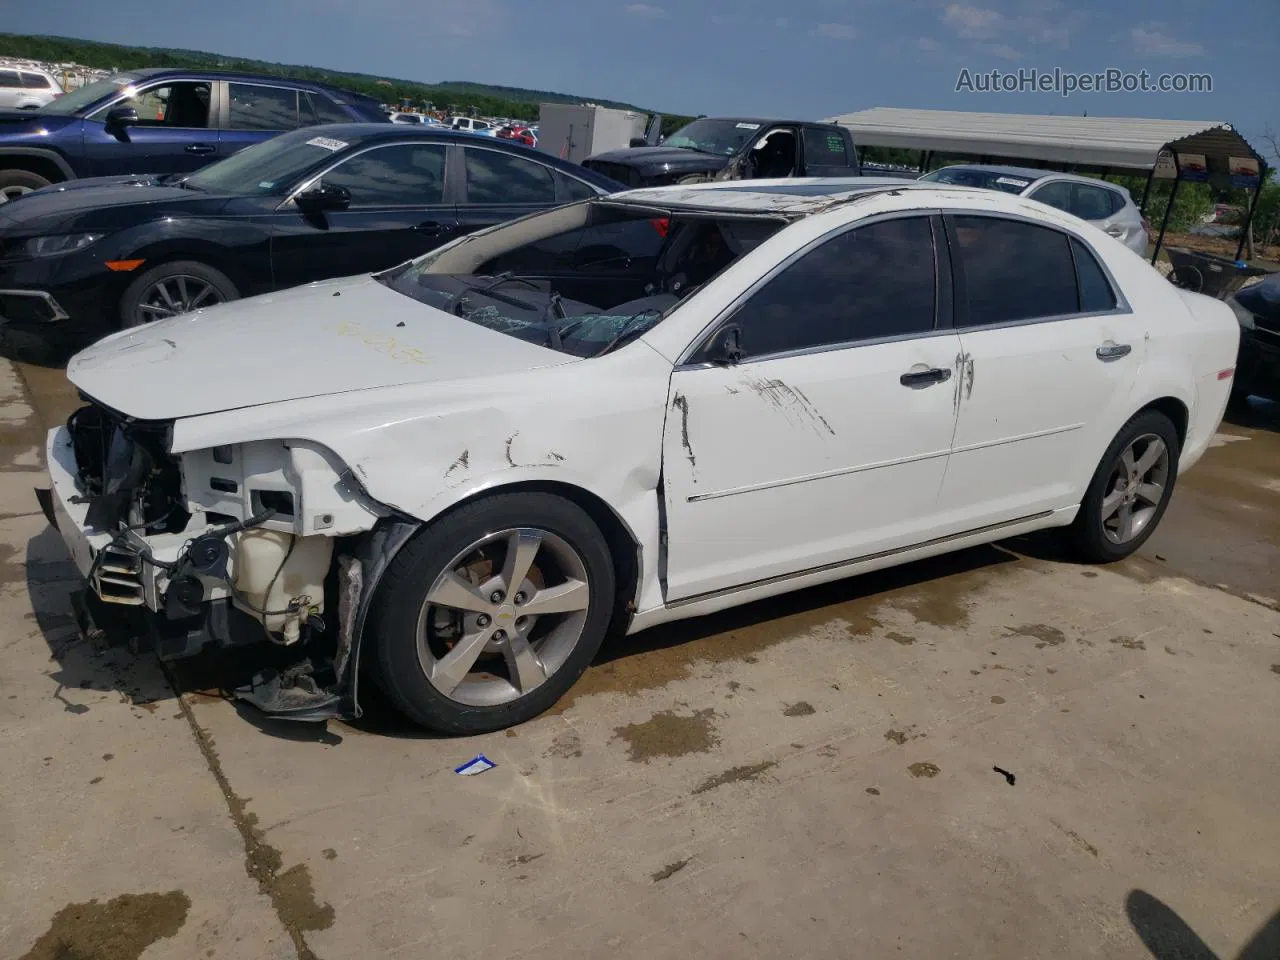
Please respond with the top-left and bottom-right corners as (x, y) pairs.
(184, 143), (216, 155)
(414, 221), (452, 236)
(900, 367), (953, 387)
(1096, 342), (1132, 361)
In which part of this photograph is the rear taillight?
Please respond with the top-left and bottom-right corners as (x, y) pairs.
(651, 217), (670, 237)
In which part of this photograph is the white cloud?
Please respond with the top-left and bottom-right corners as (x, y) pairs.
(814, 22), (858, 40)
(983, 42), (1024, 60)
(1131, 23), (1204, 57)
(942, 4), (1005, 39)
(918, 36), (941, 51)
(624, 3), (667, 18)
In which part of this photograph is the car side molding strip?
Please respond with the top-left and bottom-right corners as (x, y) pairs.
(664, 510), (1054, 610)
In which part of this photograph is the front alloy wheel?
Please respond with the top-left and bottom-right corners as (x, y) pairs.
(135, 274), (225, 323)
(416, 528), (591, 707)
(370, 492), (616, 733)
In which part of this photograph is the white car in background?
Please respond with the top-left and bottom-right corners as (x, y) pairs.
(447, 116), (493, 134)
(919, 164), (1151, 256)
(44, 179), (1238, 734)
(0, 64), (63, 110)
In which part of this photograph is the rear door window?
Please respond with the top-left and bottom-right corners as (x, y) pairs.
(20, 72), (53, 90)
(949, 215), (1079, 325)
(463, 148), (556, 204)
(1071, 238), (1118, 313)
(228, 83), (300, 130)
(0, 70), (24, 88)
(305, 93), (351, 125)
(1071, 184), (1117, 221)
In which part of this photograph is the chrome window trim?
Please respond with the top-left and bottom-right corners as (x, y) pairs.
(674, 208), (946, 369)
(277, 139), (450, 210)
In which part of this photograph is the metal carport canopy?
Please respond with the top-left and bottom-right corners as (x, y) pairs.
(825, 107), (1261, 170)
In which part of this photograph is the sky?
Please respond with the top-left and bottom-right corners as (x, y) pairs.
(4, 0), (1278, 158)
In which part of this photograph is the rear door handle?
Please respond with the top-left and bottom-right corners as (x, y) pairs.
(1104, 225), (1124, 238)
(900, 367), (953, 387)
(1096, 343), (1132, 361)
(184, 143), (216, 155)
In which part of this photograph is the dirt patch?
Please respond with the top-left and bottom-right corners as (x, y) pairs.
(990, 696), (1007, 704)
(18, 890), (190, 960)
(545, 731), (584, 759)
(865, 787), (880, 796)
(1006, 623), (1067, 649)
(1272, 665), (1280, 675)
(322, 848), (337, 860)
(884, 729), (909, 745)
(1051, 819), (1099, 857)
(907, 762), (940, 779)
(1110, 636), (1147, 651)
(887, 632), (916, 645)
(782, 701), (815, 717)
(614, 708), (720, 762)
(651, 859), (690, 882)
(691, 760), (776, 795)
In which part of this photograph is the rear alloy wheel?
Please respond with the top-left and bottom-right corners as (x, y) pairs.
(120, 260), (240, 328)
(370, 493), (616, 734)
(1069, 410), (1180, 562)
(0, 169), (52, 203)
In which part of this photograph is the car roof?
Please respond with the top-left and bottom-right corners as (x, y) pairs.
(934, 163), (1126, 193)
(287, 124), (622, 189)
(606, 177), (955, 215)
(690, 117), (840, 129)
(119, 67), (374, 100)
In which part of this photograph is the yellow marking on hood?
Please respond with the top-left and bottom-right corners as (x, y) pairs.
(331, 322), (431, 365)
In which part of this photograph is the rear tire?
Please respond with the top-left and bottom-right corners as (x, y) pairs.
(119, 260), (239, 328)
(1068, 410), (1180, 563)
(0, 168), (52, 203)
(369, 492), (616, 734)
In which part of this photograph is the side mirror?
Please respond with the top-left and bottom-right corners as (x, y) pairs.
(629, 137), (648, 148)
(105, 106), (139, 141)
(295, 183), (352, 212)
(703, 324), (744, 366)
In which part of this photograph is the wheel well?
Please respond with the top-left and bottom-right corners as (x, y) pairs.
(438, 480), (642, 633)
(1140, 397), (1189, 451)
(0, 155), (67, 185)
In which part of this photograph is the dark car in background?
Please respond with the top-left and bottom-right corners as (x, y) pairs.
(1229, 273), (1280, 405)
(582, 117), (860, 187)
(0, 68), (388, 202)
(0, 124), (622, 352)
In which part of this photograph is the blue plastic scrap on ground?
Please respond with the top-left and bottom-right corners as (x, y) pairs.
(454, 755), (496, 776)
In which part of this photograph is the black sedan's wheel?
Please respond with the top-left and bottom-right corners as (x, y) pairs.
(369, 492), (616, 734)
(1069, 410), (1180, 562)
(0, 168), (51, 203)
(119, 261), (240, 328)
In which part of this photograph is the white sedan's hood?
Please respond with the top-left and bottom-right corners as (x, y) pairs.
(67, 276), (568, 421)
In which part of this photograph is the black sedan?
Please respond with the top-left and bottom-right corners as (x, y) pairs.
(0, 124), (622, 351)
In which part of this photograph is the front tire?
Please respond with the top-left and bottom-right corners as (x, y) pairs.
(369, 493), (616, 734)
(1068, 410), (1180, 563)
(119, 260), (240, 328)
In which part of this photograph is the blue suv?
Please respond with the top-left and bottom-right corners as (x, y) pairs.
(0, 68), (388, 201)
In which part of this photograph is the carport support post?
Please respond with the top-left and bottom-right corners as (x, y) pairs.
(1150, 152), (1181, 266)
(1233, 170), (1266, 262)
(1138, 166), (1156, 216)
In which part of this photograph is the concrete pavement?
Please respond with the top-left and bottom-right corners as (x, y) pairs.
(1, 356), (1277, 960)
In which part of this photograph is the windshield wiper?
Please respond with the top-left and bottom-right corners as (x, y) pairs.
(450, 272), (540, 316)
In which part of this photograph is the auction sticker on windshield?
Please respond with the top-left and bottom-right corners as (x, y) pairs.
(996, 176), (1031, 188)
(306, 136), (349, 152)
(735, 122), (761, 130)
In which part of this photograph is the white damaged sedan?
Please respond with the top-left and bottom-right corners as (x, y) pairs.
(42, 178), (1240, 733)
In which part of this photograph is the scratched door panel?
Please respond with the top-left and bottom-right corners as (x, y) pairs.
(661, 335), (962, 601)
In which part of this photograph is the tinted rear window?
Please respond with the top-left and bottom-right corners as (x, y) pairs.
(803, 127), (849, 166)
(951, 216), (1078, 325)
(0, 71), (20, 88)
